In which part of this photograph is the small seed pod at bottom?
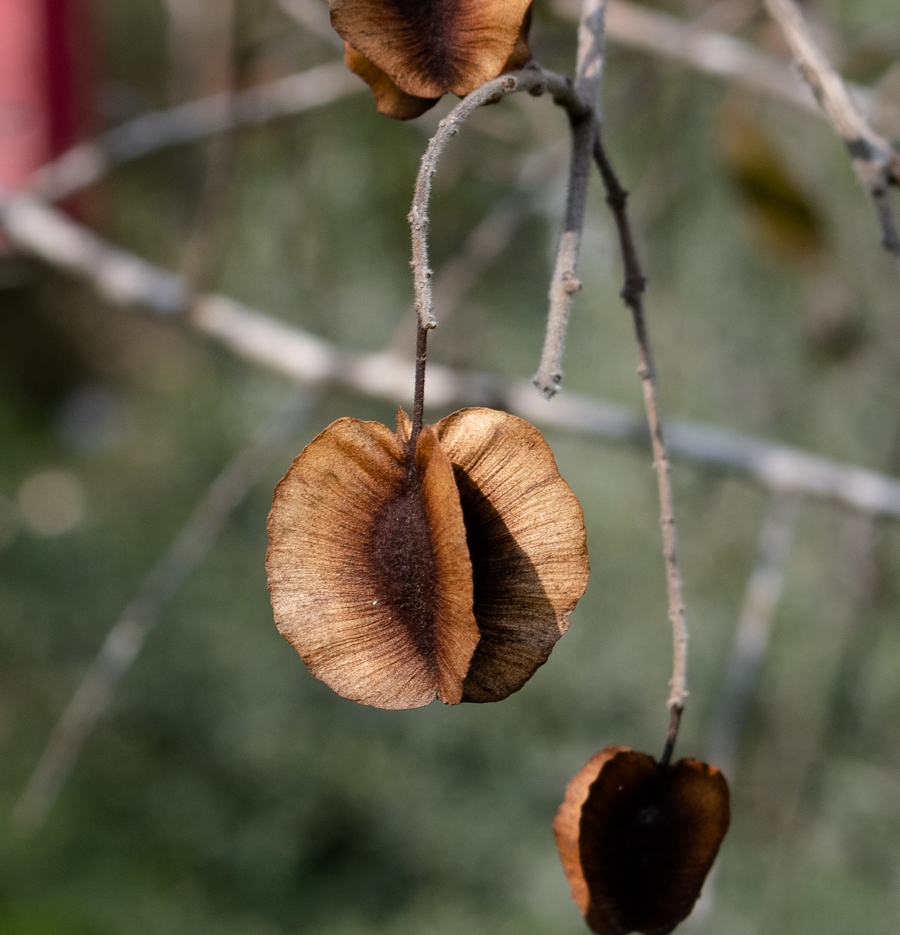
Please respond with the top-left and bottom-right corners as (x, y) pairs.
(553, 746), (730, 935)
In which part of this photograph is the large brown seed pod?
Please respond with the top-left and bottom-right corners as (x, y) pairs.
(266, 406), (589, 709)
(331, 0), (533, 119)
(553, 746), (731, 935)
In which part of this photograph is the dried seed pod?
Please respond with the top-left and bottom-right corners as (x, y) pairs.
(331, 0), (533, 118)
(343, 43), (439, 120)
(434, 407), (588, 702)
(554, 746), (730, 935)
(266, 407), (588, 708)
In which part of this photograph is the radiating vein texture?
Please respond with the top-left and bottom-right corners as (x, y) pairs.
(331, 0), (533, 117)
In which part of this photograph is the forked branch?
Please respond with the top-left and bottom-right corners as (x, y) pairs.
(408, 66), (582, 330)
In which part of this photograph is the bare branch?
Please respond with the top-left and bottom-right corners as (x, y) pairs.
(763, 0), (900, 260)
(388, 143), (568, 356)
(408, 65), (575, 330)
(32, 62), (364, 202)
(533, 0), (606, 398)
(5, 192), (900, 517)
(593, 132), (687, 713)
(12, 389), (321, 832)
(553, 0), (879, 121)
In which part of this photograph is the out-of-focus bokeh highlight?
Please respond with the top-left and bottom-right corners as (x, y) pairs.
(2, 0), (900, 933)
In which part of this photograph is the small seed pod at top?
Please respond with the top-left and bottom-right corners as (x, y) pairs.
(266, 406), (589, 709)
(330, 0), (533, 119)
(553, 746), (730, 935)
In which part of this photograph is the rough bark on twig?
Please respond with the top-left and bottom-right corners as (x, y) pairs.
(593, 132), (688, 711)
(763, 0), (900, 260)
(389, 143), (567, 356)
(12, 390), (320, 833)
(533, 0), (606, 397)
(408, 66), (578, 330)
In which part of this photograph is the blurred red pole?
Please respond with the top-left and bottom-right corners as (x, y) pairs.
(0, 0), (95, 192)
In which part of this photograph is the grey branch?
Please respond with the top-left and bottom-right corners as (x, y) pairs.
(533, 0), (607, 398)
(35, 0), (884, 209)
(32, 61), (364, 202)
(764, 0), (900, 259)
(4, 191), (900, 517)
(13, 389), (320, 832)
(389, 143), (568, 354)
(555, 0), (878, 121)
(408, 65), (579, 330)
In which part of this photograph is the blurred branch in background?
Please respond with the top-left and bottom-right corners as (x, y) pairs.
(4, 191), (900, 519)
(763, 0), (900, 263)
(553, 0), (875, 118)
(689, 489), (802, 930)
(29, 0), (895, 212)
(31, 62), (364, 203)
(12, 388), (322, 833)
(706, 489), (803, 781)
(759, 512), (877, 932)
(175, 0), (238, 295)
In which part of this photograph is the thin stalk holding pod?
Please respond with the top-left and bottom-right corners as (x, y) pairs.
(593, 132), (689, 748)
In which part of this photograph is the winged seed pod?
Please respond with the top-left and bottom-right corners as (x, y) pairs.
(266, 406), (589, 709)
(330, 0), (533, 119)
(553, 746), (730, 935)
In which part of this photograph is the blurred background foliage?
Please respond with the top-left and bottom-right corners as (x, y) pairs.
(2, 0), (900, 932)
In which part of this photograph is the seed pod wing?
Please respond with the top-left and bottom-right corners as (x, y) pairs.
(435, 407), (589, 702)
(266, 417), (478, 709)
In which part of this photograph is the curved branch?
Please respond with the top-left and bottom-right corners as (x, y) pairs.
(408, 65), (575, 330)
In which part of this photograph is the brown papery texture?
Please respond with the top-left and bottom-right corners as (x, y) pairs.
(266, 417), (478, 709)
(329, 0), (533, 99)
(343, 44), (438, 120)
(553, 747), (731, 935)
(435, 408), (589, 702)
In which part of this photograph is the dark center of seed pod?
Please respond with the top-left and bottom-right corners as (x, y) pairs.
(370, 470), (441, 673)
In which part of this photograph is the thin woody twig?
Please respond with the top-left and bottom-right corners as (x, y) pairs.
(408, 65), (578, 330)
(763, 0), (900, 261)
(12, 389), (322, 832)
(533, 0), (606, 398)
(388, 142), (568, 356)
(593, 132), (687, 714)
(553, 0), (877, 121)
(6, 192), (900, 517)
